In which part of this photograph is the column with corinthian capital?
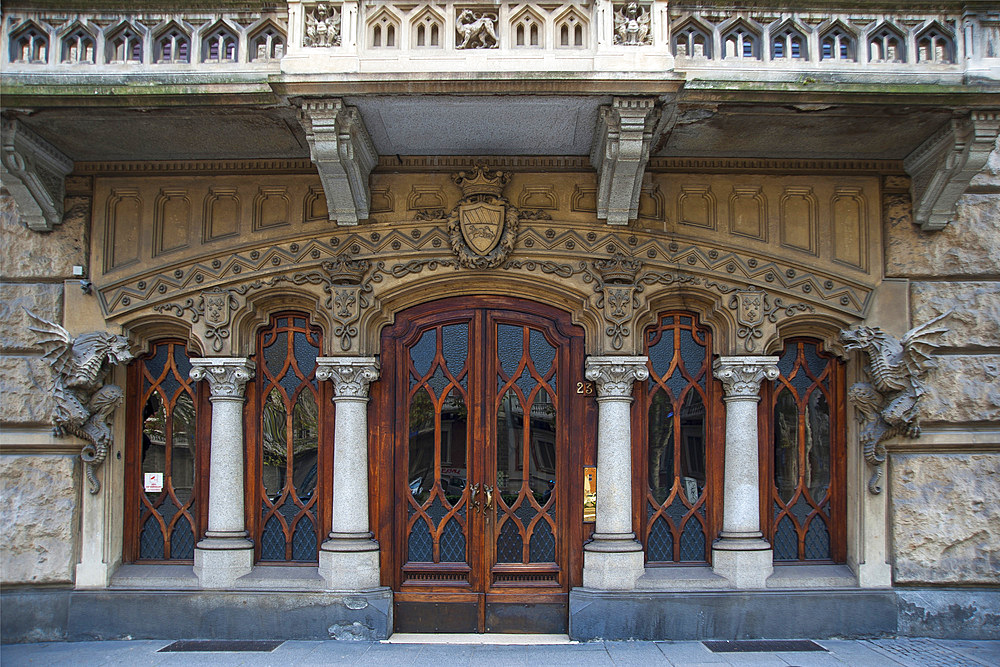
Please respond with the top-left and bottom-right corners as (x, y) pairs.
(315, 356), (381, 590)
(711, 356), (779, 589)
(189, 357), (255, 589)
(582, 356), (649, 590)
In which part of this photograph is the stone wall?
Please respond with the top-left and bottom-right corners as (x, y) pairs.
(0, 454), (79, 585)
(885, 148), (1000, 587)
(0, 191), (85, 585)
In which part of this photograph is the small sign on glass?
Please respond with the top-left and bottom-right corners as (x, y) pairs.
(144, 472), (164, 494)
(583, 466), (597, 523)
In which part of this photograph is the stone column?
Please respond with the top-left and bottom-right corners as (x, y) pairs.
(711, 356), (779, 589)
(582, 356), (649, 590)
(315, 357), (380, 590)
(189, 358), (255, 589)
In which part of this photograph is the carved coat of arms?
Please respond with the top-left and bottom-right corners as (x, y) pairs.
(448, 164), (519, 269)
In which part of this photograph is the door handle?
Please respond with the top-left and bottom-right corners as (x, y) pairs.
(483, 484), (493, 514)
(469, 483), (481, 513)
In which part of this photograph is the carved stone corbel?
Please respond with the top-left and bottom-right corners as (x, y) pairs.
(591, 97), (659, 226)
(1, 118), (74, 232)
(299, 99), (378, 226)
(903, 111), (1000, 231)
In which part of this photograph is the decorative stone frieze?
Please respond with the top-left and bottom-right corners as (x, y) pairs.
(591, 98), (659, 226)
(299, 99), (378, 226)
(25, 310), (133, 494)
(316, 356), (379, 398)
(0, 119), (73, 232)
(189, 357), (254, 399)
(840, 312), (950, 494)
(904, 111), (1000, 231)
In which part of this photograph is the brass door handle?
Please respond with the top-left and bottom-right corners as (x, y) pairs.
(483, 484), (493, 513)
(469, 483), (481, 512)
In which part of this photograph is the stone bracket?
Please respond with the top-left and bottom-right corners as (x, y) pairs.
(591, 97), (659, 226)
(299, 99), (378, 226)
(903, 110), (1000, 231)
(0, 118), (74, 232)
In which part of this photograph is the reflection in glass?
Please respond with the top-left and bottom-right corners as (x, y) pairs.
(441, 387), (467, 506)
(647, 389), (674, 505)
(496, 388), (523, 505)
(773, 389), (798, 504)
(805, 390), (830, 502)
(141, 394), (167, 485)
(292, 390), (319, 499)
(261, 387), (287, 499)
(408, 388), (434, 504)
(171, 392), (196, 505)
(678, 390), (705, 502)
(529, 388), (557, 507)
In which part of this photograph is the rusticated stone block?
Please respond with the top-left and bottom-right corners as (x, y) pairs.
(922, 355), (1000, 423)
(886, 193), (1000, 278)
(911, 282), (1000, 349)
(0, 355), (56, 425)
(0, 454), (78, 585)
(890, 453), (1000, 585)
(0, 193), (87, 280)
(0, 283), (64, 351)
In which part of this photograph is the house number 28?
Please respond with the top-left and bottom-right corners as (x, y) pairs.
(576, 381), (594, 395)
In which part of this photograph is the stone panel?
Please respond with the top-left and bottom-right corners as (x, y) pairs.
(911, 282), (1000, 349)
(890, 453), (1000, 585)
(0, 283), (64, 352)
(885, 193), (1000, 278)
(0, 194), (88, 280)
(922, 355), (1000, 423)
(0, 355), (57, 425)
(0, 454), (78, 585)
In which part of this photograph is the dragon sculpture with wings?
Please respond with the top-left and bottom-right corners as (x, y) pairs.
(840, 311), (950, 494)
(25, 310), (133, 494)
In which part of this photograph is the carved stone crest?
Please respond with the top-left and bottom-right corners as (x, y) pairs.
(448, 164), (519, 269)
(203, 289), (230, 327)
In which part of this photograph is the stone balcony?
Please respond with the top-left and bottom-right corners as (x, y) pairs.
(2, 1), (999, 83)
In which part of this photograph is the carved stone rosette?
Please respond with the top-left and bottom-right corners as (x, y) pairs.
(316, 357), (380, 398)
(585, 356), (649, 398)
(189, 358), (255, 399)
(713, 357), (779, 400)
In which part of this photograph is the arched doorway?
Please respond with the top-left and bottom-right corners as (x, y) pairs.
(373, 296), (591, 633)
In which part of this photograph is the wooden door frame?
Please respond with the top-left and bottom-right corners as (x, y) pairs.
(371, 295), (590, 632)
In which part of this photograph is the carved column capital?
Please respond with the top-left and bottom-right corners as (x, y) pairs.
(590, 97), (660, 225)
(316, 356), (380, 398)
(0, 118), (74, 232)
(299, 98), (378, 226)
(189, 358), (255, 399)
(713, 356), (779, 400)
(585, 356), (649, 398)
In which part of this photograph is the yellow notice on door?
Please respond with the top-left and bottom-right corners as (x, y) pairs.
(583, 467), (596, 523)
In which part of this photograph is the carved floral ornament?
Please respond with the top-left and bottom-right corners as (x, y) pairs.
(712, 357), (779, 399)
(189, 358), (255, 399)
(584, 356), (649, 397)
(316, 357), (379, 398)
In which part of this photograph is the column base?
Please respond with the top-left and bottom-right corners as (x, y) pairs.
(582, 538), (645, 590)
(194, 538), (253, 589)
(712, 539), (773, 589)
(319, 536), (381, 591)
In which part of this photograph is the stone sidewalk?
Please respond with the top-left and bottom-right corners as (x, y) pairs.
(1, 637), (997, 666)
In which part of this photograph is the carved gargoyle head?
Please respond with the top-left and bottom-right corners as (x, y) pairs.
(74, 330), (134, 366)
(839, 325), (880, 352)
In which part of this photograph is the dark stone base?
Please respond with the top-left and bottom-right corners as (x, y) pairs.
(569, 588), (898, 640)
(1, 588), (392, 644)
(897, 588), (1000, 639)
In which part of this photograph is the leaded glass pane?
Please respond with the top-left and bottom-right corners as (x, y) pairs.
(647, 515), (673, 562)
(441, 323), (468, 376)
(648, 333), (674, 379)
(170, 514), (195, 559)
(679, 327), (705, 381)
(514, 365), (537, 397)
(804, 515), (830, 560)
(497, 324), (523, 378)
(160, 365), (182, 401)
(496, 519), (523, 563)
(291, 517), (317, 561)
(529, 328), (555, 377)
(410, 328), (436, 378)
(679, 516), (706, 562)
(528, 519), (555, 562)
(439, 517), (466, 563)
(773, 513), (798, 560)
(428, 366), (450, 397)
(264, 331), (287, 377)
(139, 514), (164, 559)
(260, 514), (285, 561)
(293, 330), (318, 376)
(408, 518), (432, 562)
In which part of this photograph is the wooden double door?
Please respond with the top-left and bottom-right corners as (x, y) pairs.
(374, 297), (589, 633)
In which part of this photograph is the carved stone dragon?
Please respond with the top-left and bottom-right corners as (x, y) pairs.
(25, 309), (133, 494)
(840, 311), (950, 494)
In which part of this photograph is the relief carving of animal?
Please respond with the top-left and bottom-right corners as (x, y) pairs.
(840, 311), (950, 493)
(456, 10), (498, 49)
(25, 309), (133, 493)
